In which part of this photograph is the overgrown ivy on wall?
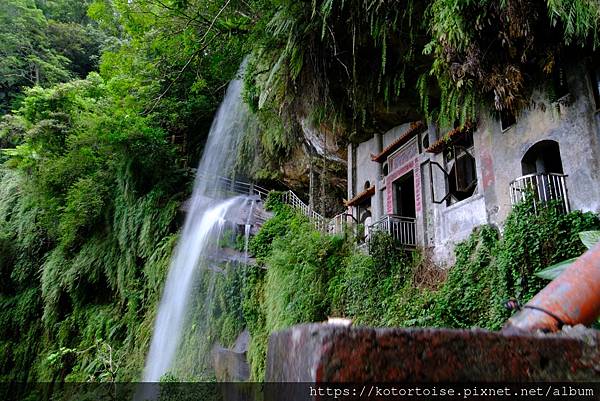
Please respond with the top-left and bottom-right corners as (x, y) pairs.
(237, 195), (598, 380)
(2, 0), (600, 391)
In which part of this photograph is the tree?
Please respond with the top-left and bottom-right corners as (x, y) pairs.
(0, 0), (71, 112)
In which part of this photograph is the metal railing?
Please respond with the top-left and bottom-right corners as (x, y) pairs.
(509, 173), (570, 213)
(327, 212), (350, 235)
(196, 171), (270, 199)
(281, 190), (331, 232)
(195, 171), (348, 234)
(368, 215), (417, 248)
(281, 192), (349, 234)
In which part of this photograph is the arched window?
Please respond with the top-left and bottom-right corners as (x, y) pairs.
(521, 140), (563, 175)
(360, 210), (372, 224)
(361, 211), (372, 240)
(364, 181), (371, 190)
(515, 140), (568, 212)
(422, 133), (430, 150)
(382, 163), (389, 177)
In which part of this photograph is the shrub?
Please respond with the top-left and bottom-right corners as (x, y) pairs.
(241, 196), (599, 380)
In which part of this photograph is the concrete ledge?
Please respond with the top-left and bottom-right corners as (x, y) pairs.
(266, 324), (600, 382)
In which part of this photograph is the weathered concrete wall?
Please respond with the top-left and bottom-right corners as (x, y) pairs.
(417, 64), (600, 262)
(431, 195), (488, 264)
(479, 64), (600, 227)
(266, 324), (600, 382)
(347, 65), (600, 263)
(350, 122), (415, 222)
(353, 137), (378, 197)
(351, 136), (378, 222)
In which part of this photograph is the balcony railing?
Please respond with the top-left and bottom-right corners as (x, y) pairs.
(509, 173), (570, 213)
(327, 212), (350, 235)
(368, 215), (417, 248)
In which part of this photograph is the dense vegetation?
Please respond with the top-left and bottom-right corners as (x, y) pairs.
(0, 0), (252, 386)
(0, 0), (600, 390)
(239, 196), (599, 380)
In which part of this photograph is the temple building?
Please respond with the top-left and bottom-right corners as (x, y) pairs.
(345, 62), (600, 263)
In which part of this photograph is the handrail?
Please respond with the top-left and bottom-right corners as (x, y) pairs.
(368, 214), (417, 248)
(509, 172), (570, 213)
(372, 214), (416, 225)
(509, 172), (568, 183)
(368, 214), (417, 247)
(282, 190), (331, 231)
(328, 212), (350, 235)
(196, 171), (270, 199)
(195, 171), (346, 233)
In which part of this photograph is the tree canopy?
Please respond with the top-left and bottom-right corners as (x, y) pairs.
(0, 0), (599, 388)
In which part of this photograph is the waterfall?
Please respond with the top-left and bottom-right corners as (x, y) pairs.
(142, 63), (255, 383)
(243, 200), (256, 263)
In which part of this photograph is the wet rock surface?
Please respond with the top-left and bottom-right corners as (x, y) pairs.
(213, 330), (251, 382)
(266, 324), (600, 382)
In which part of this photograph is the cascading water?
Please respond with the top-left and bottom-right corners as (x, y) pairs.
(243, 200), (256, 263)
(142, 63), (256, 383)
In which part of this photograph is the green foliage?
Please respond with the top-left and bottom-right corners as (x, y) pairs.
(0, 0), (70, 111)
(497, 201), (598, 302)
(432, 201), (598, 330)
(424, 0), (600, 125)
(2, 0), (600, 390)
(240, 197), (599, 381)
(94, 0), (255, 163)
(536, 229), (600, 279)
(578, 230), (600, 250)
(248, 193), (298, 261)
(433, 226), (505, 329)
(0, 67), (183, 383)
(0, 0), (106, 113)
(169, 261), (248, 381)
(242, 266), (267, 381)
(245, 199), (348, 379)
(536, 257), (578, 280)
(329, 232), (416, 326)
(263, 223), (338, 330)
(242, 0), (600, 137)
(0, 0), (276, 387)
(243, 0), (426, 161)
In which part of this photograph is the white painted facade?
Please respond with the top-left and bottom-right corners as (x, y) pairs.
(346, 64), (600, 264)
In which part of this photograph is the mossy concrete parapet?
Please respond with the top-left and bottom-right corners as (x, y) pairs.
(266, 324), (600, 382)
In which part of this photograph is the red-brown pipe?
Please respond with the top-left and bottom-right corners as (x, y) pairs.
(503, 242), (600, 333)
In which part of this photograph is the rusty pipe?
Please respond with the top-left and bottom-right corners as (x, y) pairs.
(503, 242), (600, 333)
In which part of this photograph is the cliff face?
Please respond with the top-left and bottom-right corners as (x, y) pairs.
(278, 119), (347, 217)
(271, 99), (420, 218)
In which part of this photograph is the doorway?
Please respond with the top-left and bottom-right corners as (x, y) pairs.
(393, 171), (416, 218)
(521, 140), (563, 175)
